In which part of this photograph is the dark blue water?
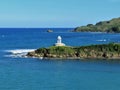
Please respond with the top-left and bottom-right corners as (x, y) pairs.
(0, 28), (120, 90)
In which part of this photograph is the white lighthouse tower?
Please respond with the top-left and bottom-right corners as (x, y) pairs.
(55, 36), (65, 46)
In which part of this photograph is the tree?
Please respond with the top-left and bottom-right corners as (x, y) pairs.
(111, 26), (120, 33)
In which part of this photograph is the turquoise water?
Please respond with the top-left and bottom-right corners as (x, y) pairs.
(0, 28), (120, 90)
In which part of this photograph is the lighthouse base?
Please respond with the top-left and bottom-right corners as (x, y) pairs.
(55, 43), (65, 46)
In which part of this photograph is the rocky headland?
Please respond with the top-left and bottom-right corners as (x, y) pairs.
(73, 17), (120, 33)
(27, 43), (120, 59)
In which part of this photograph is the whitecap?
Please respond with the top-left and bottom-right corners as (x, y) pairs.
(97, 39), (107, 42)
(5, 49), (35, 54)
(4, 49), (35, 58)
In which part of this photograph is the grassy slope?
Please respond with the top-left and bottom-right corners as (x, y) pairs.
(74, 17), (120, 33)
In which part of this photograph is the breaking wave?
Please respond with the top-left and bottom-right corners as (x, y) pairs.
(4, 49), (35, 58)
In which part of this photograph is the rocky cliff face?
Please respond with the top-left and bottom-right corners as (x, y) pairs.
(27, 43), (120, 59)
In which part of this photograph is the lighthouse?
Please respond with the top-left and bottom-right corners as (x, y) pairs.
(55, 36), (65, 46)
(57, 36), (62, 44)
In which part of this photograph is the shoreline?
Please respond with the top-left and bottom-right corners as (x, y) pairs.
(26, 56), (120, 60)
(27, 43), (120, 60)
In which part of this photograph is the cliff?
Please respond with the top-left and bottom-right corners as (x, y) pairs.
(74, 17), (120, 33)
(27, 43), (120, 59)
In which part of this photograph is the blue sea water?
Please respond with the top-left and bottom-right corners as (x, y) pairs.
(0, 28), (120, 90)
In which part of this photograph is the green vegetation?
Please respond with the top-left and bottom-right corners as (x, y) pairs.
(34, 46), (76, 58)
(27, 43), (120, 59)
(74, 43), (120, 58)
(74, 17), (120, 33)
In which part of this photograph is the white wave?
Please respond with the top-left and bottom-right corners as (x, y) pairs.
(4, 49), (35, 58)
(97, 39), (107, 42)
(5, 49), (35, 54)
(4, 54), (28, 58)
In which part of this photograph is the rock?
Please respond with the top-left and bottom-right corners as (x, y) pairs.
(47, 30), (53, 32)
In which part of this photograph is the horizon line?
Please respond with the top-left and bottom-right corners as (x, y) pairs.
(0, 27), (75, 29)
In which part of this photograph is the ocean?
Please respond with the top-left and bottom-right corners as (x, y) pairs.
(0, 28), (120, 90)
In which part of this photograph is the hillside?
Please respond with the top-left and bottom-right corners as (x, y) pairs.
(27, 43), (120, 59)
(74, 17), (120, 33)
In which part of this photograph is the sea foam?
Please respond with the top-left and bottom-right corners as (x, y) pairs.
(4, 49), (35, 58)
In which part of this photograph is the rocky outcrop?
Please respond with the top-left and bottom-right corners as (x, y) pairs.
(27, 43), (120, 59)
(47, 30), (53, 32)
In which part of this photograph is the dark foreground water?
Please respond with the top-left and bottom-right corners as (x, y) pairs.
(0, 28), (120, 90)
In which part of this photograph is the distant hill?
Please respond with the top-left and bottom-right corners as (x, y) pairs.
(74, 17), (120, 33)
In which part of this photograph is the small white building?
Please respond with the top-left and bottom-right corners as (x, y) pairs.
(55, 36), (65, 46)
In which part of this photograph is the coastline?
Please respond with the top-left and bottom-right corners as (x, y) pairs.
(73, 17), (120, 33)
(27, 43), (120, 60)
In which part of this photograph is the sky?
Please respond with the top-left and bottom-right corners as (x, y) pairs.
(0, 0), (120, 28)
